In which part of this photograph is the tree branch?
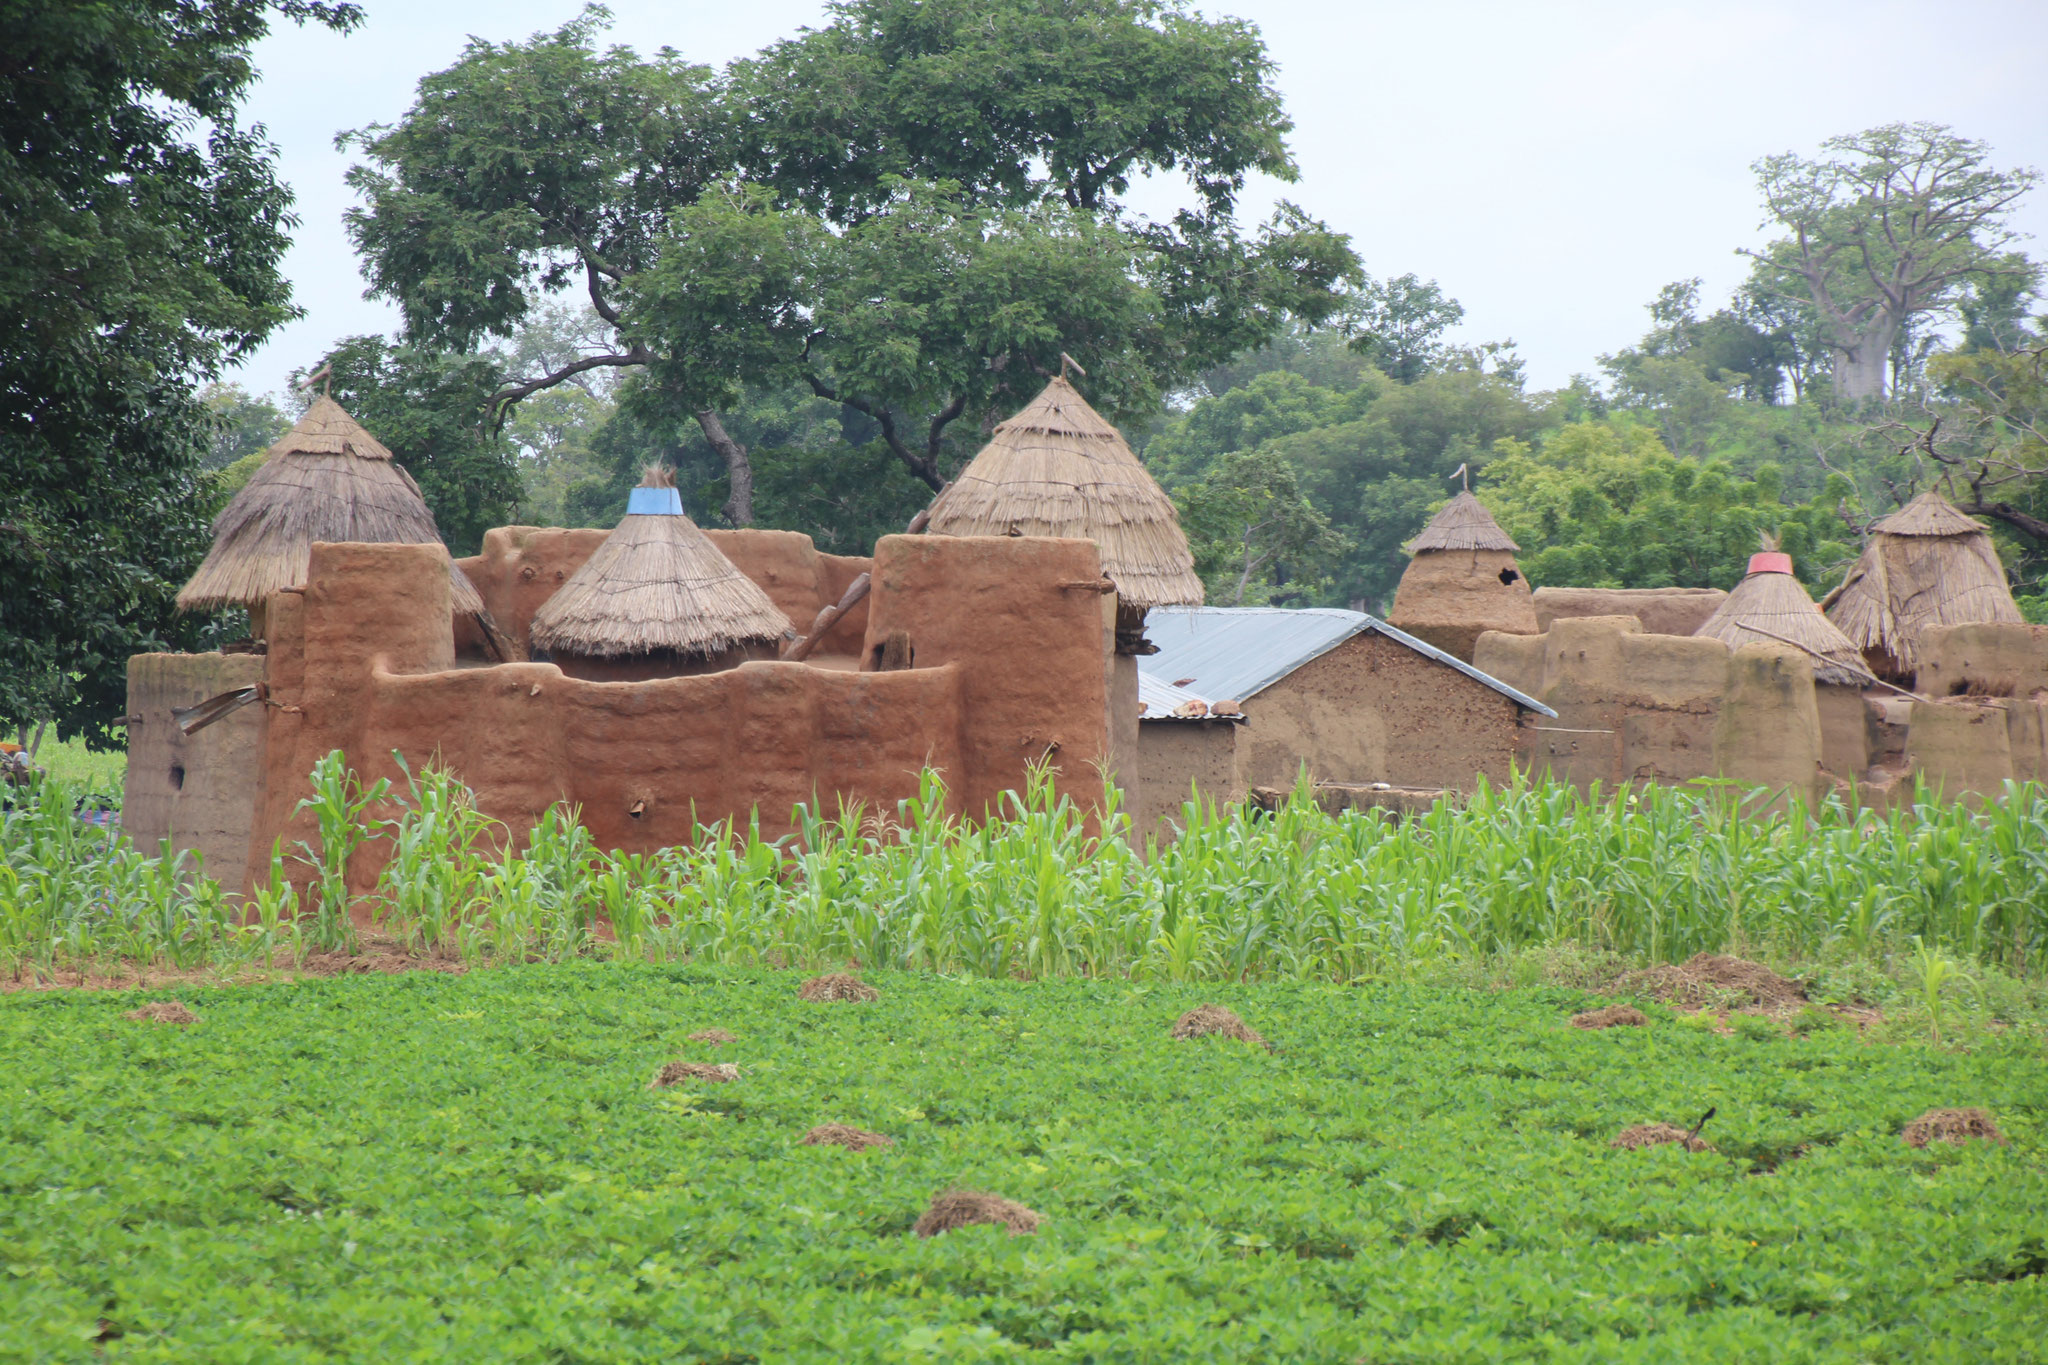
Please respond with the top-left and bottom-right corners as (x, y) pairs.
(802, 374), (946, 491)
(695, 410), (755, 526)
(488, 348), (651, 425)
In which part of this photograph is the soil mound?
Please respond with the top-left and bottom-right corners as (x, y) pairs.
(913, 1189), (1042, 1238)
(1571, 1004), (1648, 1030)
(687, 1029), (737, 1046)
(649, 1060), (740, 1089)
(1902, 1107), (2005, 1149)
(1609, 1122), (1715, 1153)
(802, 1123), (895, 1152)
(124, 1001), (197, 1026)
(1622, 953), (1804, 1011)
(1171, 1004), (1269, 1050)
(798, 973), (879, 1002)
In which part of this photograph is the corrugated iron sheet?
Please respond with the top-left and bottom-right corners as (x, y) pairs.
(1138, 606), (1554, 717)
(1137, 671), (1240, 721)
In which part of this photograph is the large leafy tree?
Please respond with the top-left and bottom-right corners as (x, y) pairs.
(0, 0), (362, 747)
(342, 2), (1358, 528)
(1745, 123), (2039, 404)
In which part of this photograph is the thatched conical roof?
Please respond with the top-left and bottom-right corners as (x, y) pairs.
(923, 376), (1203, 608)
(1821, 491), (2021, 677)
(1696, 552), (1869, 686)
(528, 468), (792, 659)
(1406, 490), (1520, 553)
(177, 395), (485, 614)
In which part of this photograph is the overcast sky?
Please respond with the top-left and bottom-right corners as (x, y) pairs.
(235, 0), (2048, 398)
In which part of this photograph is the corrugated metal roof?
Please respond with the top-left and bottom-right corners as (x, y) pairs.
(1137, 671), (1243, 721)
(1138, 606), (1554, 717)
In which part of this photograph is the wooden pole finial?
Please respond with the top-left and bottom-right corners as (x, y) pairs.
(1059, 351), (1087, 380)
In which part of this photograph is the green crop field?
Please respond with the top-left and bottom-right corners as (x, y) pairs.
(2, 966), (2042, 1363)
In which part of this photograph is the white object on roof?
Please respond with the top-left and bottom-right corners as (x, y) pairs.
(1138, 606), (1555, 717)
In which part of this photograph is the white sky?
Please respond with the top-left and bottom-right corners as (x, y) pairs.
(235, 0), (2048, 398)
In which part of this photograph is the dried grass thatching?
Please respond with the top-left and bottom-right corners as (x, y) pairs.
(1170, 1004), (1270, 1050)
(1696, 559), (1870, 687)
(1822, 492), (2022, 678)
(1570, 1004), (1648, 1030)
(529, 467), (792, 659)
(649, 1060), (740, 1089)
(797, 972), (879, 1002)
(802, 1123), (895, 1152)
(1609, 1122), (1715, 1153)
(913, 1189), (1042, 1238)
(124, 1000), (198, 1026)
(924, 376), (1202, 608)
(1405, 490), (1520, 553)
(1900, 1106), (2004, 1148)
(177, 396), (485, 614)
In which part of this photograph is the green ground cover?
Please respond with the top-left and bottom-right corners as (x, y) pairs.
(2, 967), (2042, 1362)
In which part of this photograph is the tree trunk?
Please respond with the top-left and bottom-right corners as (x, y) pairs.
(695, 409), (754, 526)
(1829, 319), (1897, 405)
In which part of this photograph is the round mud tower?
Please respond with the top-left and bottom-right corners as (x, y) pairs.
(913, 1189), (1042, 1238)
(1571, 1004), (1648, 1030)
(1901, 1107), (2004, 1149)
(124, 1001), (198, 1026)
(802, 1124), (895, 1152)
(1609, 1123), (1715, 1153)
(798, 973), (879, 1002)
(649, 1060), (740, 1089)
(1171, 1004), (1269, 1050)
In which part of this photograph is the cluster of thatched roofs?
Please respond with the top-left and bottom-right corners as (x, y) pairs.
(1403, 482), (2023, 685)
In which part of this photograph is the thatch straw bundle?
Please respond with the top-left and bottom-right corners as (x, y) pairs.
(1821, 492), (2021, 678)
(178, 396), (485, 614)
(1405, 490), (1519, 553)
(924, 377), (1202, 608)
(529, 468), (792, 660)
(1696, 552), (1869, 686)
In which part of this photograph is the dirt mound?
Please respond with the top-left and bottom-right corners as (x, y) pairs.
(802, 1123), (895, 1152)
(1902, 1107), (2005, 1148)
(1571, 1004), (1648, 1030)
(1609, 1122), (1715, 1153)
(686, 1028), (737, 1046)
(1171, 1004), (1269, 1050)
(123, 1000), (197, 1026)
(1621, 953), (1804, 1012)
(798, 973), (879, 1002)
(913, 1189), (1042, 1238)
(649, 1060), (740, 1089)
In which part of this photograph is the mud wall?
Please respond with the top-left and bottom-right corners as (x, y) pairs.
(1906, 623), (2048, 794)
(122, 652), (268, 881)
(248, 535), (1108, 896)
(1239, 630), (1523, 791)
(1136, 721), (1244, 847)
(1532, 586), (1726, 637)
(1387, 549), (1538, 662)
(454, 526), (873, 662)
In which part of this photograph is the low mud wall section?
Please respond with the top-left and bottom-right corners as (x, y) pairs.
(1908, 623), (2048, 795)
(122, 652), (268, 882)
(247, 536), (1109, 896)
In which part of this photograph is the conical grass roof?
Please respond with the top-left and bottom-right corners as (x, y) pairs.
(923, 376), (1203, 608)
(528, 468), (793, 659)
(1696, 553), (1869, 686)
(1406, 490), (1520, 553)
(1821, 491), (2021, 677)
(177, 395), (484, 614)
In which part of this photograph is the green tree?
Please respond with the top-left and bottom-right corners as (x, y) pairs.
(1745, 123), (2039, 404)
(0, 0), (362, 746)
(197, 382), (291, 470)
(341, 3), (1358, 527)
(1344, 274), (1465, 383)
(1177, 446), (1346, 604)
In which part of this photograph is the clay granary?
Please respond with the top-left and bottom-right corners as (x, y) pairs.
(1388, 489), (1538, 661)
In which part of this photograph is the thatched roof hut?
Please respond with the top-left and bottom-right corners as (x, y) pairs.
(923, 376), (1203, 610)
(1821, 491), (2022, 679)
(1404, 490), (1520, 553)
(177, 395), (485, 616)
(1696, 550), (1869, 686)
(528, 468), (792, 672)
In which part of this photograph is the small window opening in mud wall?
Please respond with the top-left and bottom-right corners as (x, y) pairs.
(169, 764), (185, 791)
(1498, 567), (1520, 586)
(871, 630), (915, 672)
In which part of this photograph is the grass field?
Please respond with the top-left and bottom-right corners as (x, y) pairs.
(2, 966), (2041, 1362)
(15, 735), (123, 805)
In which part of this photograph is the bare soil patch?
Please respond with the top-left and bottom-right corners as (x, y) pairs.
(1902, 1107), (2005, 1148)
(687, 1029), (737, 1046)
(1571, 1004), (1648, 1030)
(913, 1189), (1042, 1238)
(798, 972), (879, 1002)
(1610, 1122), (1716, 1153)
(2, 936), (465, 995)
(1620, 953), (1805, 1013)
(1172, 1004), (1269, 1050)
(802, 1123), (895, 1152)
(123, 1000), (197, 1026)
(649, 1061), (740, 1089)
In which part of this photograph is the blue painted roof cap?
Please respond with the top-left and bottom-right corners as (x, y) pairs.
(626, 486), (685, 516)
